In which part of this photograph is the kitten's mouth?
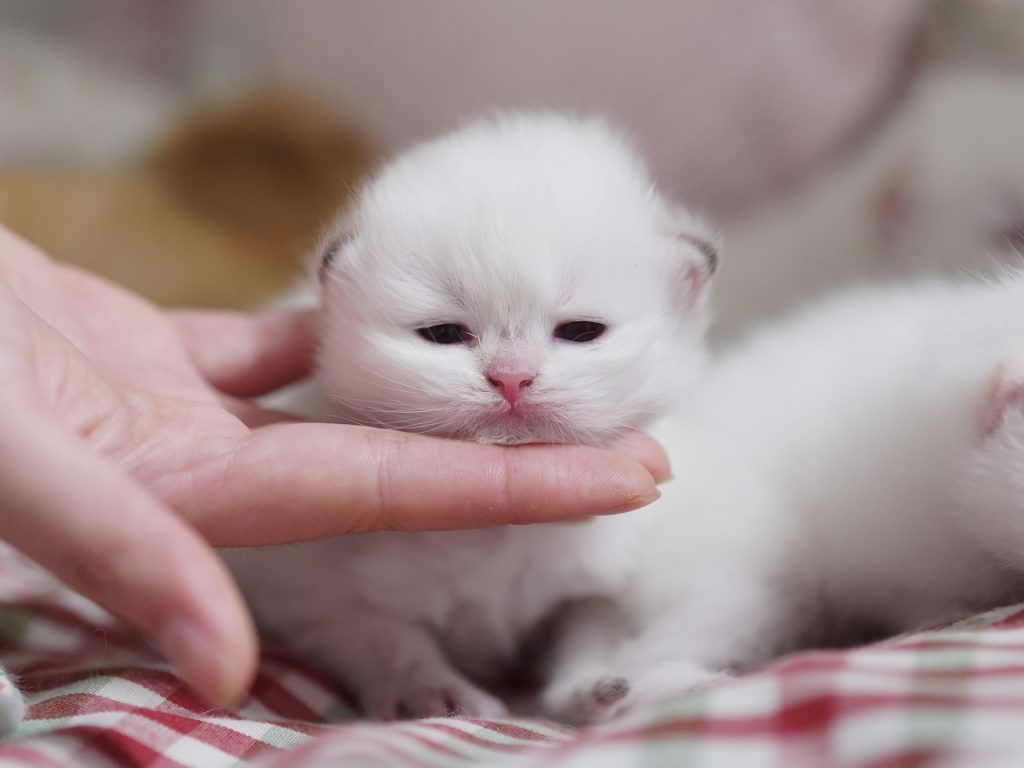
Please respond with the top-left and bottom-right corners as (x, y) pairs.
(499, 401), (535, 417)
(473, 403), (572, 445)
(493, 399), (546, 426)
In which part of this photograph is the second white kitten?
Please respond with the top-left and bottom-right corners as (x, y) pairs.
(546, 270), (1024, 723)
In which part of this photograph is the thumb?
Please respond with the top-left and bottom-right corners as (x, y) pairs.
(0, 408), (257, 707)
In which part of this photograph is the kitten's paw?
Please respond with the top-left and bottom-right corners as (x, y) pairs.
(361, 677), (507, 720)
(569, 675), (632, 725)
(0, 673), (26, 735)
(543, 667), (632, 726)
(545, 661), (723, 726)
(624, 662), (726, 717)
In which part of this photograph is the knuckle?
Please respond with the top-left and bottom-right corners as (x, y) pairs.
(367, 429), (405, 530)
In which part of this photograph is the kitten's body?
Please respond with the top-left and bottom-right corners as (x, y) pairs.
(227, 114), (715, 718)
(228, 516), (637, 717)
(550, 272), (1024, 721)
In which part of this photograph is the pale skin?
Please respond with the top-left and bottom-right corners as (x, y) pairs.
(0, 226), (668, 708)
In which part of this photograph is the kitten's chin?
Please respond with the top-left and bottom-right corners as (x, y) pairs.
(334, 401), (614, 446)
(474, 433), (545, 446)
(462, 416), (607, 447)
(460, 421), (552, 446)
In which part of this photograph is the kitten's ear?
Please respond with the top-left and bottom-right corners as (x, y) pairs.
(665, 205), (721, 302)
(679, 229), (721, 278)
(316, 216), (357, 283)
(317, 236), (344, 282)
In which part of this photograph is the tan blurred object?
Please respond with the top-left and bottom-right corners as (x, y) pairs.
(151, 93), (374, 276)
(0, 94), (374, 308)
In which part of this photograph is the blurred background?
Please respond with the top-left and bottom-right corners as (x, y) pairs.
(0, 0), (1022, 341)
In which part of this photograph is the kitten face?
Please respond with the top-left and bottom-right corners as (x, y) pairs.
(316, 114), (716, 445)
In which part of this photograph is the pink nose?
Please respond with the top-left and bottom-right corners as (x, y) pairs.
(486, 370), (535, 406)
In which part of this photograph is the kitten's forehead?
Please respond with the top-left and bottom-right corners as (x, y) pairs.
(383, 226), (566, 324)
(356, 203), (655, 312)
(351, 200), (667, 330)
(354, 114), (659, 254)
(337, 114), (680, 324)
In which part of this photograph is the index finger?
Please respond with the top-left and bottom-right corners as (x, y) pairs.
(172, 308), (317, 397)
(176, 424), (663, 546)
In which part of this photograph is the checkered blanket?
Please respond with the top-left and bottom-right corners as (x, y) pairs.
(3, 544), (1024, 768)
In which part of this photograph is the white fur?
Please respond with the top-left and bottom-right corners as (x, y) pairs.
(226, 113), (714, 718)
(547, 270), (1024, 723)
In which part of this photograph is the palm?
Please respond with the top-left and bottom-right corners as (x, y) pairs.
(6, 251), (260, 519)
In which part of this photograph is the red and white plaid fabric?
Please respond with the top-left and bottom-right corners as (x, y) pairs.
(4, 542), (1024, 767)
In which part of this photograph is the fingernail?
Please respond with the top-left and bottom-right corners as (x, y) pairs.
(600, 487), (661, 515)
(651, 463), (673, 484)
(159, 619), (229, 706)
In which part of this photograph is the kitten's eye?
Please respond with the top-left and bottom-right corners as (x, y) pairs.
(417, 323), (472, 344)
(554, 321), (607, 343)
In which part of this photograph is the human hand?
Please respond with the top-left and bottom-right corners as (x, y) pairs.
(0, 226), (667, 707)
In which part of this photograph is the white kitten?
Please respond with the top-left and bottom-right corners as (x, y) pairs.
(546, 270), (1024, 723)
(226, 113), (717, 718)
